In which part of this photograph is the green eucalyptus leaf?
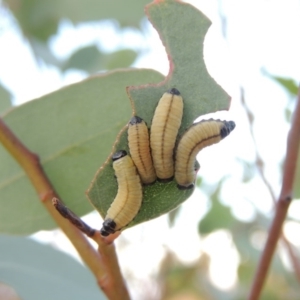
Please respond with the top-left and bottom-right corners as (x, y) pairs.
(284, 107), (292, 122)
(0, 235), (103, 300)
(0, 69), (163, 234)
(198, 186), (233, 234)
(102, 49), (137, 70)
(235, 158), (257, 183)
(4, 0), (150, 42)
(4, 0), (60, 42)
(63, 46), (137, 73)
(29, 38), (62, 67)
(270, 76), (298, 97)
(62, 45), (102, 73)
(58, 0), (150, 28)
(0, 83), (12, 115)
(87, 1), (230, 230)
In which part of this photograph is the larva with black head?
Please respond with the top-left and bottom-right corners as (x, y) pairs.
(175, 119), (235, 190)
(128, 116), (156, 185)
(100, 150), (143, 236)
(150, 88), (183, 182)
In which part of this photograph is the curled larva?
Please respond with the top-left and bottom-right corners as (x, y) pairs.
(150, 88), (183, 182)
(128, 116), (156, 185)
(100, 150), (143, 236)
(175, 119), (235, 190)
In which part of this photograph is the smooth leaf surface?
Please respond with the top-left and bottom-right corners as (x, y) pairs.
(102, 49), (137, 70)
(0, 69), (163, 234)
(0, 235), (103, 300)
(29, 38), (62, 66)
(13, 0), (59, 41)
(63, 46), (137, 73)
(62, 45), (103, 73)
(198, 186), (233, 234)
(0, 83), (12, 115)
(59, 0), (150, 28)
(284, 107), (292, 122)
(88, 1), (231, 229)
(270, 76), (298, 97)
(4, 0), (150, 42)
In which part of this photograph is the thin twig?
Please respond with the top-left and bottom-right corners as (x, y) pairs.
(0, 118), (130, 300)
(240, 89), (277, 200)
(241, 88), (300, 282)
(93, 231), (130, 297)
(281, 235), (300, 283)
(52, 197), (96, 237)
(246, 86), (300, 299)
(52, 197), (129, 299)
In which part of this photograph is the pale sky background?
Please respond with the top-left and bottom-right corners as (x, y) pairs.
(1, 0), (300, 298)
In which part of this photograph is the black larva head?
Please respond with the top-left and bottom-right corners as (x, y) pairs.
(100, 219), (117, 236)
(168, 87), (181, 96)
(177, 183), (195, 190)
(129, 116), (143, 125)
(220, 121), (236, 138)
(226, 121), (236, 132)
(112, 150), (127, 161)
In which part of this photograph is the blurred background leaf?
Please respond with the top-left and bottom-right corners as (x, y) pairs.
(268, 76), (298, 97)
(0, 69), (163, 235)
(198, 182), (234, 234)
(0, 235), (104, 300)
(0, 83), (12, 114)
(1, 0), (300, 299)
(3, 0), (150, 42)
(62, 46), (137, 73)
(2, 0), (147, 72)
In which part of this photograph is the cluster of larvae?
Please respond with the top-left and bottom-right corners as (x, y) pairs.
(100, 88), (235, 236)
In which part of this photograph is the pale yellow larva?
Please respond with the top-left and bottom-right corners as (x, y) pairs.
(175, 119), (235, 189)
(100, 150), (143, 236)
(128, 116), (156, 185)
(150, 88), (183, 182)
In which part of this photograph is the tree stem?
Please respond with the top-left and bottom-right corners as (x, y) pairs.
(247, 86), (300, 300)
(0, 118), (130, 300)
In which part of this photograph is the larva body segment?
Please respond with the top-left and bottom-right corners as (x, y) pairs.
(128, 116), (156, 185)
(100, 150), (143, 236)
(150, 88), (184, 182)
(175, 119), (235, 189)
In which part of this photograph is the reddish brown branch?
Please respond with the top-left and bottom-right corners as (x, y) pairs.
(247, 86), (300, 300)
(92, 231), (130, 298)
(0, 118), (130, 300)
(241, 88), (300, 282)
(52, 197), (130, 300)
